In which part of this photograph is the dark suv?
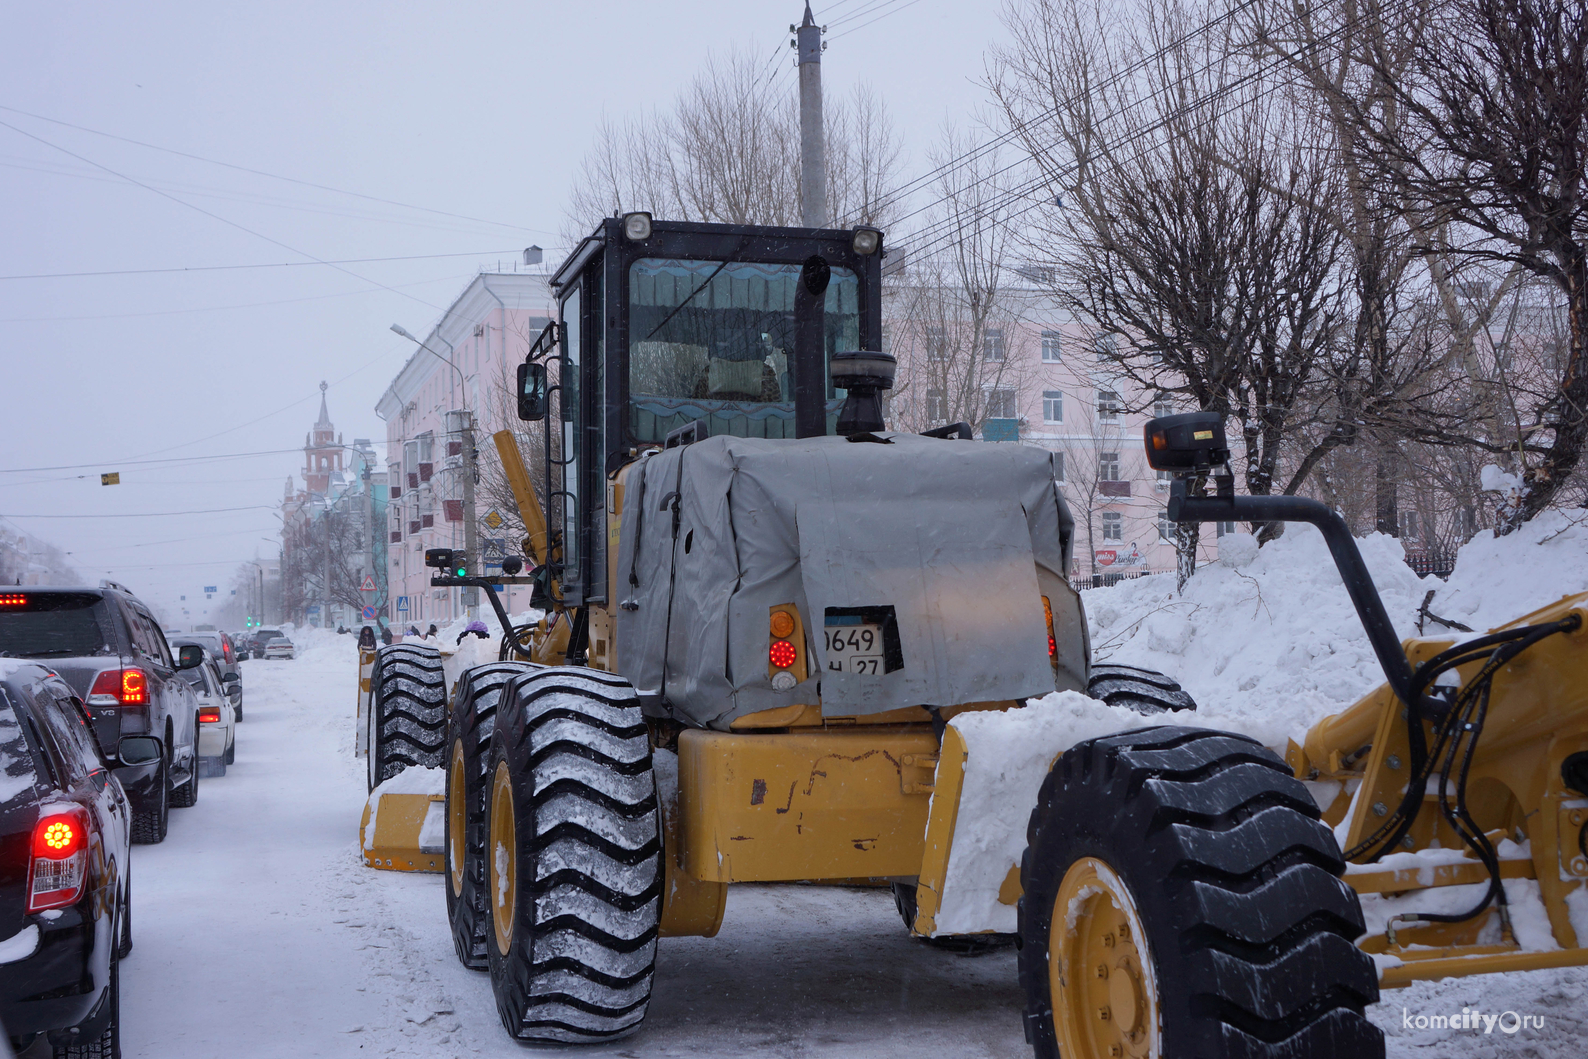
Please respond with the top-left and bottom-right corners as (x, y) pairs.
(0, 583), (203, 844)
(0, 662), (142, 1057)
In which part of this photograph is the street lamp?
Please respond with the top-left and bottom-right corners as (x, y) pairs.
(390, 322), (479, 621)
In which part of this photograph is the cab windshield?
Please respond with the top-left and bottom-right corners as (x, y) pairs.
(627, 258), (859, 443)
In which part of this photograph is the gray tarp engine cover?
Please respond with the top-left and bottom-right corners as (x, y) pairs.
(615, 432), (1081, 729)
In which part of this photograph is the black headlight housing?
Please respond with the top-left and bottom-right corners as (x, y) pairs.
(1143, 411), (1231, 474)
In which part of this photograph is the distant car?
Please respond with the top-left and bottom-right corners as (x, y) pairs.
(263, 636), (295, 660)
(172, 633), (242, 721)
(250, 628), (286, 659)
(0, 584), (204, 844)
(0, 662), (139, 1057)
(177, 651), (235, 773)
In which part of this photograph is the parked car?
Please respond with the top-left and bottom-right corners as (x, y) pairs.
(177, 651), (235, 774)
(250, 627), (286, 659)
(171, 633), (242, 721)
(0, 583), (204, 844)
(0, 661), (141, 1057)
(263, 636), (295, 660)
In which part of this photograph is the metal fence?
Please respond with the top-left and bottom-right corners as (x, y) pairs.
(1405, 553), (1457, 579)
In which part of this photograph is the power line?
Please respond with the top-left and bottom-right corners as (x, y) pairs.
(3, 505), (277, 519)
(0, 104), (557, 237)
(0, 250), (525, 282)
(0, 118), (448, 315)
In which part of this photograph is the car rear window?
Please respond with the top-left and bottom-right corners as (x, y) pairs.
(256, 630), (283, 643)
(0, 593), (119, 659)
(0, 692), (41, 808)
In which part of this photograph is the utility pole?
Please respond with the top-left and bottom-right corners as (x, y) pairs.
(796, 3), (827, 228)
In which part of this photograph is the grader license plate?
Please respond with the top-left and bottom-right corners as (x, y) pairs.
(824, 621), (884, 674)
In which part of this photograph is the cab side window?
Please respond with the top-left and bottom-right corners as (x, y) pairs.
(141, 612), (175, 668)
(30, 686), (91, 788)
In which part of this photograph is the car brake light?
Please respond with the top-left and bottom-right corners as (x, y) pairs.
(222, 641), (234, 662)
(28, 806), (90, 914)
(0, 593), (26, 606)
(198, 707), (221, 724)
(87, 668), (148, 706)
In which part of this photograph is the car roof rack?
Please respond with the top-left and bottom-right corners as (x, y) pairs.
(99, 579), (134, 595)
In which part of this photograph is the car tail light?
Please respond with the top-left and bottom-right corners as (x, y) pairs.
(0, 593), (26, 606)
(87, 668), (148, 706)
(198, 706), (221, 724)
(28, 806), (90, 914)
(222, 641), (234, 663)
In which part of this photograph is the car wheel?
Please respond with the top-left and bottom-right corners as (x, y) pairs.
(53, 950), (120, 1058)
(130, 754), (169, 845)
(170, 742), (200, 809)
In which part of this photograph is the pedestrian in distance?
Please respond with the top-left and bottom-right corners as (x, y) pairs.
(358, 626), (376, 650)
(380, 625), (394, 646)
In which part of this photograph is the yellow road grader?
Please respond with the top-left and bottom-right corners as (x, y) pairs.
(357, 215), (1588, 1058)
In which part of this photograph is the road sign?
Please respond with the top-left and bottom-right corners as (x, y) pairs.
(361, 606), (377, 620)
(100, 472), (120, 486)
(484, 509), (504, 530)
(204, 586), (217, 594)
(482, 537), (505, 558)
(396, 596), (409, 612)
(361, 575), (377, 592)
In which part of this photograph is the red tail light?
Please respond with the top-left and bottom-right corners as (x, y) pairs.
(28, 806), (90, 913)
(1041, 597), (1058, 662)
(87, 668), (148, 706)
(0, 593), (26, 606)
(768, 639), (798, 669)
(198, 707), (221, 724)
(222, 641), (234, 663)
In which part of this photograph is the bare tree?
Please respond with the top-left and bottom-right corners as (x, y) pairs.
(563, 46), (905, 239)
(1347, 0), (1588, 525)
(991, 0), (1351, 545)
(887, 127), (1035, 435)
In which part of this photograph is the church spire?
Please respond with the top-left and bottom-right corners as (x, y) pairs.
(315, 380), (331, 427)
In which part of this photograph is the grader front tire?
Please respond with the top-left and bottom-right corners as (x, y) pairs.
(484, 668), (662, 1044)
(1017, 726), (1382, 1059)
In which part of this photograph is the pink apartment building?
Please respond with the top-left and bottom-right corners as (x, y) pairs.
(375, 270), (554, 627)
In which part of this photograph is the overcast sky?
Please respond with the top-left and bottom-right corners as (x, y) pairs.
(0, 0), (1012, 621)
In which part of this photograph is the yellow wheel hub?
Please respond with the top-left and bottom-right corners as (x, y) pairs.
(1050, 856), (1158, 1059)
(489, 759), (517, 957)
(448, 742), (466, 897)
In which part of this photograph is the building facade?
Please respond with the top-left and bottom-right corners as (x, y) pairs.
(375, 271), (554, 627)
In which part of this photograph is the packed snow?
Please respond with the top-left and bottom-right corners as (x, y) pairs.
(110, 513), (1588, 1057)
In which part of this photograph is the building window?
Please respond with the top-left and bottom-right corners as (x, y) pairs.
(1098, 390), (1122, 422)
(1054, 451), (1065, 482)
(1400, 510), (1419, 539)
(1158, 510), (1174, 541)
(926, 326), (948, 361)
(1099, 452), (1121, 481)
(1102, 512), (1123, 541)
(986, 389), (1017, 418)
(1215, 521), (1237, 537)
(1095, 333), (1118, 361)
(1043, 390), (1064, 423)
(1153, 395), (1175, 420)
(983, 328), (1005, 361)
(1041, 330), (1062, 362)
(926, 389), (947, 421)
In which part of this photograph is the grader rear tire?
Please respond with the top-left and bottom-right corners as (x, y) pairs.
(1087, 664), (1197, 715)
(484, 668), (661, 1044)
(1017, 726), (1382, 1059)
(445, 661), (537, 971)
(367, 643), (446, 792)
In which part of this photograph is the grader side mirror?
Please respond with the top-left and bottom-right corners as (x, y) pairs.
(516, 361), (547, 422)
(1143, 411), (1230, 473)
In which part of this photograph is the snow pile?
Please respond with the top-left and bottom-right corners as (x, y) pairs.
(934, 692), (1158, 934)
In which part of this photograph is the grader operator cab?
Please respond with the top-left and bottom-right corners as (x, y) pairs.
(355, 216), (1588, 1059)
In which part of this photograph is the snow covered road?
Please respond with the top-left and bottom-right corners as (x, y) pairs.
(113, 625), (1586, 1057)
